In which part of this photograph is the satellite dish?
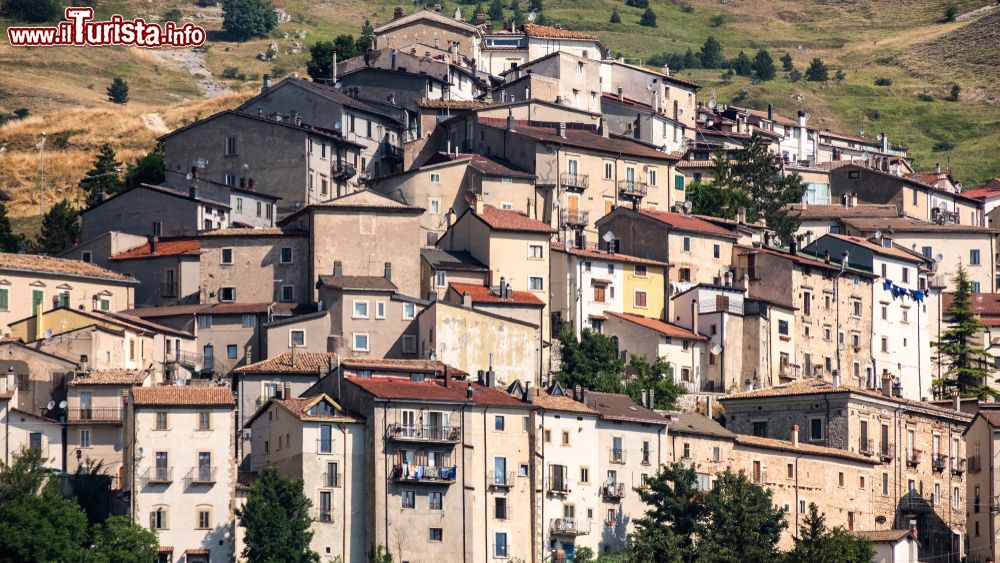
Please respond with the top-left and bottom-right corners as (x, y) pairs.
(935, 253), (944, 263)
(602, 231), (616, 243)
(193, 364), (202, 373)
(185, 172), (193, 181)
(44, 329), (53, 341)
(677, 109), (684, 117)
(176, 378), (187, 386)
(46, 401), (55, 410)
(874, 230), (882, 240)
(58, 400), (67, 409)
(683, 200), (693, 213)
(527, 10), (537, 22)
(710, 344), (722, 356)
(707, 99), (717, 109)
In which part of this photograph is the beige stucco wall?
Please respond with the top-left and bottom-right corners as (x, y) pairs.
(199, 235), (311, 305)
(0, 269), (134, 334)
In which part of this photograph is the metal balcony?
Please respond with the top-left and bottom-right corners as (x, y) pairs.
(166, 350), (204, 367)
(932, 454), (948, 472)
(488, 470), (515, 489)
(386, 424), (460, 444)
(880, 445), (894, 462)
(602, 482), (625, 500)
(952, 458), (966, 475)
(323, 471), (342, 488)
(560, 209), (590, 227)
(548, 480), (571, 495)
(858, 438), (874, 456)
(66, 407), (122, 424)
(186, 466), (217, 485)
(550, 517), (591, 536)
(391, 464), (456, 484)
(560, 173), (589, 191)
(608, 448), (626, 465)
(618, 180), (648, 199)
(905, 450), (921, 467)
(142, 467), (173, 486)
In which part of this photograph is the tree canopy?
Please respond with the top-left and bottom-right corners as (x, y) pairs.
(307, 35), (367, 82)
(805, 58), (829, 82)
(934, 264), (996, 398)
(222, 0), (279, 41)
(36, 199), (80, 255)
(81, 143), (124, 207)
(784, 503), (874, 563)
(0, 204), (25, 252)
(106, 77), (129, 104)
(237, 467), (320, 563)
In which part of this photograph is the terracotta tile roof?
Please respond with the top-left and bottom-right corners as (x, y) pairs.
(476, 204), (554, 234)
(264, 80), (396, 122)
(735, 245), (854, 275)
(421, 248), (487, 271)
(522, 23), (600, 42)
(822, 233), (927, 264)
(904, 172), (954, 186)
(0, 252), (137, 283)
(234, 352), (337, 374)
(279, 190), (423, 225)
(445, 152), (535, 179)
(818, 129), (879, 146)
(727, 105), (801, 128)
(131, 386), (234, 407)
(340, 357), (467, 376)
(448, 282), (545, 306)
(550, 243), (667, 267)
(416, 99), (498, 110)
(198, 228), (305, 237)
(477, 118), (682, 162)
(123, 302), (286, 318)
(584, 391), (667, 424)
(443, 380), (531, 407)
(532, 388), (598, 415)
(69, 369), (149, 386)
(317, 275), (397, 292)
(675, 159), (717, 168)
(374, 9), (479, 34)
(605, 312), (706, 341)
(668, 411), (735, 439)
(946, 293), (1000, 317)
(960, 179), (1000, 200)
(734, 434), (877, 464)
(852, 530), (913, 543)
(604, 60), (701, 90)
(975, 409), (1000, 427)
(786, 203), (900, 220)
(637, 209), (740, 239)
(840, 216), (997, 234)
(111, 238), (200, 260)
(346, 376), (471, 402)
(95, 310), (194, 339)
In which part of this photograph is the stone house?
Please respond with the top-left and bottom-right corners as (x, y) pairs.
(108, 237), (201, 308)
(419, 248), (488, 301)
(602, 311), (706, 390)
(0, 395), (63, 471)
(59, 230), (147, 271)
(197, 228), (310, 306)
(720, 379), (972, 561)
(670, 284), (747, 393)
(962, 408), (1000, 563)
(374, 8), (482, 66)
(81, 183), (233, 241)
(0, 340), (78, 425)
(480, 23), (606, 76)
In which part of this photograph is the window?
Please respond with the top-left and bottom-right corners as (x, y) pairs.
(787, 464), (793, 478)
(428, 198), (441, 214)
(528, 244), (543, 259)
(429, 528), (443, 542)
(402, 335), (417, 354)
(803, 291), (812, 316)
(594, 285), (606, 303)
(242, 314), (256, 328)
(973, 281), (982, 293)
(881, 337), (889, 353)
(579, 466), (589, 484)
(80, 250), (92, 263)
(197, 508), (211, 529)
(495, 416), (505, 431)
(649, 169), (657, 186)
(713, 244), (720, 259)
(375, 302), (386, 319)
(353, 300), (369, 318)
(225, 135), (238, 156)
(281, 285), (295, 302)
(634, 290), (648, 308)
(561, 431), (570, 445)
(155, 412), (168, 430)
(851, 299), (862, 317)
(220, 248), (233, 264)
(198, 411), (211, 431)
(682, 442), (691, 459)
(882, 472), (889, 495)
(219, 287), (235, 302)
(809, 419), (824, 442)
(280, 247), (293, 264)
(683, 237), (691, 252)
(430, 173), (441, 183)
(495, 532), (508, 557)
(971, 249), (981, 265)
(223, 344), (237, 360)
(674, 175), (685, 190)
(403, 303), (415, 319)
(429, 491), (443, 510)
(529, 277), (544, 291)
(838, 472), (845, 487)
(150, 507), (168, 530)
(752, 461), (762, 484)
(318, 492), (332, 522)
(289, 330), (305, 348)
(778, 320), (789, 335)
(712, 447), (721, 462)
(80, 428), (91, 448)
(402, 490), (415, 509)
(352, 333), (370, 351)
(752, 421), (767, 437)
(604, 162), (613, 179)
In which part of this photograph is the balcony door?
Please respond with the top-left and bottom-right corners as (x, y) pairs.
(198, 452), (212, 482)
(567, 159), (578, 178)
(155, 452), (168, 481)
(80, 392), (93, 419)
(494, 457), (507, 485)
(401, 410), (416, 437)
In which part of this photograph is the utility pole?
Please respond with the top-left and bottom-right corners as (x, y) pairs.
(37, 132), (46, 215)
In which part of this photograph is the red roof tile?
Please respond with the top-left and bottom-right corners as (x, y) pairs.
(638, 209), (740, 239)
(786, 203), (900, 220)
(550, 243), (667, 267)
(476, 204), (554, 234)
(131, 386), (234, 407)
(443, 380), (531, 407)
(234, 352), (337, 374)
(69, 369), (149, 386)
(0, 252), (137, 282)
(111, 239), (200, 261)
(522, 23), (601, 42)
(477, 118), (682, 162)
(605, 312), (706, 341)
(340, 357), (467, 376)
(346, 376), (470, 402)
(448, 282), (545, 306)
(584, 391), (667, 424)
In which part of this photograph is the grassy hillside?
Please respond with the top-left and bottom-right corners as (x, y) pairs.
(1, 0), (998, 237)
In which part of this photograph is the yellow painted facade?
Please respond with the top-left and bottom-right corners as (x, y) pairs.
(620, 262), (667, 320)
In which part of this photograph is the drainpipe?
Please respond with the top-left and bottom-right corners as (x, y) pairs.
(383, 400), (390, 553)
(539, 409), (546, 563)
(461, 402), (468, 562)
(835, 252), (847, 380)
(482, 405), (488, 563)
(340, 424), (348, 562)
(578, 257), (584, 339)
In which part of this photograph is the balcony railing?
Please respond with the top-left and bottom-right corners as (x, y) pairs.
(142, 467), (173, 486)
(608, 448), (626, 464)
(160, 282), (178, 298)
(602, 482), (625, 500)
(560, 172), (589, 191)
(323, 471), (342, 488)
(880, 444), (894, 462)
(932, 454), (948, 472)
(952, 458), (966, 475)
(548, 480), (571, 495)
(560, 209), (590, 227)
(640, 450), (652, 466)
(550, 517), (591, 536)
(859, 438), (874, 456)
(906, 450), (922, 467)
(166, 350), (203, 367)
(618, 180), (648, 198)
(186, 466), (217, 485)
(312, 509), (333, 523)
(66, 407), (122, 424)
(391, 464), (456, 484)
(386, 424), (461, 443)
(488, 470), (515, 489)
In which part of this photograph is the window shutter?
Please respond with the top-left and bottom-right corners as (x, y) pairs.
(149, 511), (155, 529)
(0, 289), (8, 310)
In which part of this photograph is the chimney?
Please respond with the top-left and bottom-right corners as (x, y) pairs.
(797, 110), (807, 127)
(434, 3), (441, 13)
(788, 237), (797, 255)
(832, 369), (840, 388)
(850, 193), (858, 207)
(486, 368), (496, 388)
(791, 424), (799, 447)
(506, 110), (515, 132)
(261, 74), (271, 93)
(466, 383), (474, 399)
(475, 12), (485, 25)
(474, 196), (484, 216)
(767, 103), (773, 121)
(736, 207), (746, 224)
(617, 86), (624, 102)
(248, 178), (256, 191)
(524, 381), (534, 403)
(393, 6), (404, 19)
(148, 235), (159, 254)
(641, 389), (648, 408)
(651, 80), (660, 114)
(391, 49), (397, 70)
(283, 382), (292, 400)
(935, 162), (941, 174)
(706, 397), (713, 419)
(661, 65), (670, 76)
(951, 389), (960, 412)
(880, 370), (892, 397)
(189, 185), (198, 200)
(824, 249), (831, 263)
(462, 291), (472, 307)
(598, 117), (609, 138)
(384, 262), (392, 282)
(556, 122), (566, 138)
(333, 260), (343, 277)
(648, 388), (655, 407)
(880, 132), (889, 153)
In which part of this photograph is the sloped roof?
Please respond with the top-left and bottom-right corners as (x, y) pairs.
(637, 209), (740, 239)
(840, 216), (997, 234)
(477, 118), (682, 161)
(279, 190), (423, 225)
(317, 275), (397, 292)
(584, 391), (666, 424)
(449, 282), (545, 306)
(668, 411), (735, 439)
(347, 376), (470, 402)
(522, 23), (601, 42)
(734, 434), (876, 464)
(234, 352), (337, 375)
(374, 9), (480, 35)
(786, 203), (900, 220)
(550, 243), (667, 267)
(340, 357), (467, 376)
(852, 530), (913, 543)
(605, 311), (706, 341)
(434, 152), (535, 179)
(131, 386), (234, 407)
(159, 108), (366, 146)
(822, 233), (927, 264)
(416, 99), (498, 110)
(123, 302), (289, 318)
(442, 379), (531, 407)
(476, 204), (554, 234)
(111, 238), (200, 261)
(0, 253), (137, 283)
(198, 227), (304, 237)
(69, 369), (149, 386)
(961, 178), (1000, 200)
(421, 248), (488, 271)
(532, 388), (598, 415)
(274, 395), (359, 422)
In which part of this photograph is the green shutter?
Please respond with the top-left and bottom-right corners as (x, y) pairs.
(32, 290), (43, 314)
(674, 175), (685, 190)
(0, 288), (8, 311)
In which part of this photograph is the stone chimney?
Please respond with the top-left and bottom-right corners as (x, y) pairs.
(474, 196), (484, 216)
(767, 103), (773, 121)
(952, 389), (960, 412)
(880, 369), (892, 397)
(393, 6), (404, 19)
(736, 207), (746, 224)
(556, 122), (566, 138)
(189, 185), (198, 200)
(791, 424), (799, 447)
(283, 382), (292, 400)
(148, 235), (158, 254)
(462, 291), (472, 307)
(261, 74), (271, 93)
(384, 262), (392, 282)
(661, 65), (670, 76)
(333, 260), (343, 277)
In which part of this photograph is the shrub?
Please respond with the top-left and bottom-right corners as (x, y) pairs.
(2, 0), (60, 22)
(918, 92), (934, 102)
(948, 83), (961, 101)
(163, 8), (183, 22)
(639, 7), (657, 27)
(609, 7), (621, 23)
(733, 88), (750, 103)
(679, 3), (694, 13)
(874, 77), (893, 86)
(222, 0), (279, 41)
(944, 5), (958, 22)
(222, 67), (247, 80)
(626, 0), (649, 8)
(834, 69), (846, 82)
(106, 77), (129, 104)
(804, 57), (828, 81)
(709, 14), (726, 27)
(780, 52), (794, 71)
(864, 108), (881, 121)
(788, 68), (802, 82)
(932, 140), (955, 152)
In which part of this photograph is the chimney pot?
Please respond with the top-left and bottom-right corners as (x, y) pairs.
(333, 260), (343, 277)
(384, 262), (392, 281)
(262, 74), (271, 93)
(148, 235), (159, 254)
(791, 424), (799, 447)
(393, 6), (404, 19)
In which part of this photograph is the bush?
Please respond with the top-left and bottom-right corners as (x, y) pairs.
(864, 108), (881, 121)
(788, 68), (802, 82)
(639, 7), (657, 26)
(709, 14), (726, 27)
(163, 8), (183, 22)
(949, 83), (961, 101)
(222, 0), (279, 41)
(222, 66), (247, 80)
(918, 92), (934, 102)
(679, 3), (694, 13)
(609, 7), (621, 23)
(874, 77), (892, 86)
(626, 0), (649, 8)
(804, 57), (828, 81)
(944, 4), (958, 22)
(834, 69), (845, 82)
(106, 77), (129, 104)
(733, 88), (750, 103)
(13, 108), (29, 119)
(780, 52), (794, 71)
(2, 0), (60, 22)
(932, 140), (955, 152)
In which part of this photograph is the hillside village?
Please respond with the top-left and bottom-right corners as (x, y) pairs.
(4, 5), (1000, 563)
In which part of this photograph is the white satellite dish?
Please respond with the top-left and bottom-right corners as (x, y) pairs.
(874, 230), (882, 240)
(710, 344), (722, 356)
(935, 253), (944, 263)
(683, 200), (693, 213)
(527, 10), (537, 22)
(186, 172), (193, 181)
(602, 231), (616, 243)
(46, 401), (55, 410)
(708, 98), (717, 109)
(44, 329), (53, 341)
(193, 364), (202, 373)
(58, 400), (67, 409)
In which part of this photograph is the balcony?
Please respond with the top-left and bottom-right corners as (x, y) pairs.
(906, 450), (922, 468)
(618, 180), (648, 199)
(186, 466), (217, 485)
(316, 439), (335, 454)
(142, 467), (173, 486)
(391, 464), (456, 484)
(560, 209), (590, 228)
(66, 407), (122, 424)
(550, 517), (591, 536)
(548, 480), (571, 495)
(952, 458), (966, 476)
(560, 172), (589, 191)
(859, 438), (874, 456)
(165, 350), (203, 368)
(312, 509), (333, 523)
(323, 471), (342, 488)
(608, 448), (626, 465)
(880, 445), (894, 462)
(386, 424), (460, 444)
(932, 454), (948, 472)
(640, 451), (652, 466)
(602, 482), (625, 500)
(488, 470), (515, 489)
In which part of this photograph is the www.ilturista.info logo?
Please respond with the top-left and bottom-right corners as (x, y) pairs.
(8, 7), (206, 47)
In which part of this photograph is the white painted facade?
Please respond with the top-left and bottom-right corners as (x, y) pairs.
(870, 254), (932, 400)
(551, 249), (625, 338)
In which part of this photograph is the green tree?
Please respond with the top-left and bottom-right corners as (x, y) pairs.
(785, 503), (874, 563)
(124, 144), (165, 190)
(697, 470), (786, 562)
(360, 18), (375, 50)
(630, 463), (705, 562)
(556, 328), (625, 393)
(69, 459), (113, 525)
(87, 516), (158, 563)
(487, 0), (504, 22)
(682, 48), (700, 69)
(306, 36), (363, 82)
(2, 0), (60, 22)
(609, 7), (621, 23)
(949, 83), (961, 101)
(36, 199), (81, 255)
(934, 264), (996, 398)
(574, 546), (596, 562)
(106, 77), (129, 104)
(0, 449), (89, 562)
(780, 51), (794, 71)
(371, 544), (394, 563)
(623, 355), (685, 410)
(81, 143), (124, 207)
(528, 0), (542, 11)
(731, 51), (752, 76)
(834, 69), (846, 82)
(222, 0), (279, 41)
(788, 68), (802, 82)
(237, 467), (319, 563)
(944, 4), (958, 22)
(639, 7), (657, 26)
(804, 57), (829, 81)
(0, 204), (26, 252)
(699, 36), (724, 68)
(709, 14), (726, 27)
(752, 49), (776, 80)
(512, 0), (524, 24)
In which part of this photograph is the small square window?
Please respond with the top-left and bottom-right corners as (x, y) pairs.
(353, 333), (370, 351)
(402, 303), (415, 319)
(281, 285), (295, 302)
(289, 330), (305, 348)
(430, 173), (441, 183)
(495, 416), (505, 431)
(280, 247), (294, 264)
(402, 335), (417, 354)
(227, 345), (238, 359)
(221, 248), (234, 264)
(353, 301), (369, 318)
(529, 277), (544, 291)
(429, 528), (443, 542)
(219, 287), (235, 302)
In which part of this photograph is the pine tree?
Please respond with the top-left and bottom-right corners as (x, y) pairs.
(699, 36), (724, 68)
(934, 264), (996, 398)
(630, 463), (705, 562)
(81, 143), (124, 207)
(487, 0), (504, 23)
(36, 199), (80, 255)
(805, 57), (829, 81)
(609, 7), (621, 23)
(786, 503), (874, 563)
(236, 468), (319, 563)
(949, 83), (961, 101)
(0, 204), (25, 253)
(360, 18), (374, 49)
(639, 7), (657, 27)
(106, 77), (129, 104)
(696, 470), (787, 562)
(123, 144), (165, 191)
(780, 51), (794, 71)
(752, 49), (776, 80)
(731, 50), (753, 76)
